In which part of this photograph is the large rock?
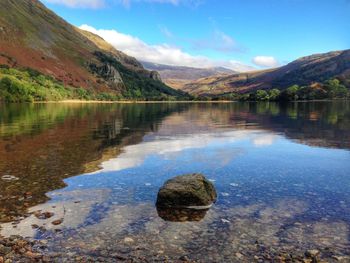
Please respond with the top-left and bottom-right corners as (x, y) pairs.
(149, 71), (162, 82)
(156, 173), (217, 208)
(156, 207), (208, 222)
(91, 63), (123, 86)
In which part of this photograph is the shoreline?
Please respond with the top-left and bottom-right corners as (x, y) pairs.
(0, 234), (345, 262)
(33, 100), (236, 104)
(1, 99), (347, 104)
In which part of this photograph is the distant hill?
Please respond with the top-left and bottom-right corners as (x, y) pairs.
(142, 61), (236, 89)
(0, 0), (187, 101)
(183, 50), (350, 96)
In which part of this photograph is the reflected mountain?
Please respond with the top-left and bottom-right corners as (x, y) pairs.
(153, 101), (350, 150)
(229, 101), (350, 150)
(0, 101), (349, 223)
(0, 103), (189, 222)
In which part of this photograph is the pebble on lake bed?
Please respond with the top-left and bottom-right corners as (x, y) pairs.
(305, 249), (320, 258)
(124, 237), (134, 244)
(51, 219), (63, 225)
(34, 211), (54, 220)
(1, 175), (19, 181)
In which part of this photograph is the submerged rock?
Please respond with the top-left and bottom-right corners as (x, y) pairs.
(305, 249), (320, 258)
(51, 219), (63, 226)
(33, 211), (54, 220)
(156, 207), (208, 222)
(156, 173), (217, 208)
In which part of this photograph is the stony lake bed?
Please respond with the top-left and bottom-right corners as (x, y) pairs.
(0, 102), (350, 262)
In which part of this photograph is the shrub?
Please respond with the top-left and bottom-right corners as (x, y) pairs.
(268, 89), (281, 100)
(255, 90), (270, 101)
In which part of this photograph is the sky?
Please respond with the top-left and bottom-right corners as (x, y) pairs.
(42, 0), (350, 71)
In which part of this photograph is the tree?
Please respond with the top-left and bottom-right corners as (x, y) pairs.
(255, 90), (269, 101)
(238, 93), (250, 101)
(281, 85), (300, 101)
(268, 89), (281, 100)
(324, 79), (349, 98)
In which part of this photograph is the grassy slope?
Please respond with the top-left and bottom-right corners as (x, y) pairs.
(0, 0), (188, 101)
(0, 66), (120, 102)
(93, 52), (189, 100)
(0, 0), (99, 88)
(184, 50), (350, 96)
(0, 65), (189, 102)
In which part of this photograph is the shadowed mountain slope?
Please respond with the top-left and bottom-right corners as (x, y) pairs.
(184, 50), (350, 96)
(0, 0), (186, 99)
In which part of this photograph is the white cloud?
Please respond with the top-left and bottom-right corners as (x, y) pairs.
(252, 56), (280, 68)
(94, 130), (270, 173)
(79, 24), (254, 72)
(44, 0), (106, 8)
(253, 135), (276, 147)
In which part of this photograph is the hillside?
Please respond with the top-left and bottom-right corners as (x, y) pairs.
(184, 50), (350, 96)
(0, 0), (187, 101)
(142, 61), (235, 89)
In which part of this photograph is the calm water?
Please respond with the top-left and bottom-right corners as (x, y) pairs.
(0, 102), (349, 262)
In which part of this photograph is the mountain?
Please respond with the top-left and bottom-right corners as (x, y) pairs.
(141, 61), (236, 89)
(0, 0), (186, 101)
(184, 50), (350, 96)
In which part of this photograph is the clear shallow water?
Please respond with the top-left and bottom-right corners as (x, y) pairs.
(0, 102), (350, 261)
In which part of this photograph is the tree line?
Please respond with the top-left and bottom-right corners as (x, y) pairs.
(205, 79), (349, 101)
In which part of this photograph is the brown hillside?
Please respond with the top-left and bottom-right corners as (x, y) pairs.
(0, 0), (180, 98)
(142, 61), (236, 89)
(184, 50), (350, 96)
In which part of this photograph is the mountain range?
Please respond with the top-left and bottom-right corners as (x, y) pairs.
(141, 61), (236, 89)
(0, 0), (349, 101)
(183, 50), (350, 96)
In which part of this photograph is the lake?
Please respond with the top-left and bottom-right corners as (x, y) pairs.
(0, 101), (349, 262)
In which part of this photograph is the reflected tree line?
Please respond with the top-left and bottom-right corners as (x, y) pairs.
(236, 101), (350, 149)
(0, 103), (189, 222)
(0, 101), (349, 223)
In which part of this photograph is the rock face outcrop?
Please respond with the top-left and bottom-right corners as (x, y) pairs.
(96, 64), (123, 85)
(89, 62), (124, 89)
(149, 71), (162, 82)
(156, 174), (217, 208)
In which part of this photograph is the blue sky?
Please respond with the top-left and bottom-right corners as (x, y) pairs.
(43, 0), (350, 71)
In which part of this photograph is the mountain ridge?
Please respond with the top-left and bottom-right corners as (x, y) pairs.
(184, 49), (350, 96)
(141, 61), (236, 89)
(0, 0), (186, 100)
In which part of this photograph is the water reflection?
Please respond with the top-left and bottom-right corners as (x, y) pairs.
(0, 101), (349, 261)
(0, 103), (189, 222)
(156, 207), (209, 222)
